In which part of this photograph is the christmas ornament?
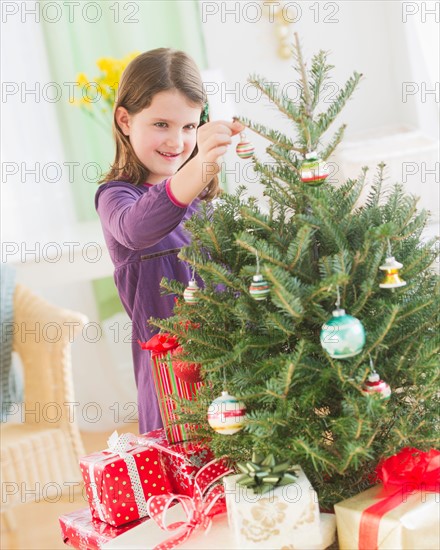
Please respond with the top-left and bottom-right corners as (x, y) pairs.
(207, 390), (246, 435)
(249, 274), (270, 300)
(236, 131), (255, 159)
(320, 287), (365, 359)
(184, 265), (200, 303)
(236, 451), (297, 494)
(300, 151), (329, 186)
(379, 257), (406, 289)
(249, 251), (270, 300)
(361, 356), (391, 399)
(362, 371), (391, 399)
(183, 279), (200, 303)
(172, 346), (202, 384)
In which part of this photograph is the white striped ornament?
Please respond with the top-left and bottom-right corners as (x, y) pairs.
(236, 133), (255, 159)
(183, 279), (200, 304)
(207, 391), (246, 435)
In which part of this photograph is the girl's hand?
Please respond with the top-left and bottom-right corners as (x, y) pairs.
(169, 119), (245, 205)
(196, 119), (244, 169)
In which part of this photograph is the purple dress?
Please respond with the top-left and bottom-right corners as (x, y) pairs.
(95, 178), (199, 433)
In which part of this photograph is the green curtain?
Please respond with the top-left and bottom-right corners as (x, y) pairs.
(41, 0), (207, 320)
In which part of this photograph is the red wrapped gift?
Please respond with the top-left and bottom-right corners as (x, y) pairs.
(139, 334), (204, 444)
(146, 429), (214, 496)
(80, 431), (174, 527)
(59, 507), (148, 550)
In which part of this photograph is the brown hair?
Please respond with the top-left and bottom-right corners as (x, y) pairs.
(101, 48), (220, 201)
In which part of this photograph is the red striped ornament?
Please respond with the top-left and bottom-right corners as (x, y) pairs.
(236, 132), (255, 159)
(207, 391), (246, 435)
(300, 151), (329, 186)
(362, 372), (391, 399)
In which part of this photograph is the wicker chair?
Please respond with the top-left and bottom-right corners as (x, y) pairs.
(0, 284), (87, 528)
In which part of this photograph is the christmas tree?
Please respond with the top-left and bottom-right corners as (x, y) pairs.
(151, 35), (439, 509)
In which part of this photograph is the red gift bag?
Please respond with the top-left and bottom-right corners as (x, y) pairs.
(139, 334), (204, 444)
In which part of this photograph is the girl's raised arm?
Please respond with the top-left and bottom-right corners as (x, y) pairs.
(169, 119), (244, 205)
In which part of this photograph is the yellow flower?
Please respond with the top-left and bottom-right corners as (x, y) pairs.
(72, 52), (140, 117)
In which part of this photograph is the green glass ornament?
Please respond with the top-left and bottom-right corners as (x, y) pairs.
(320, 308), (365, 359)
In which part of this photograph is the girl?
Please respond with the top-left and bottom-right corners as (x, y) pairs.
(95, 48), (243, 433)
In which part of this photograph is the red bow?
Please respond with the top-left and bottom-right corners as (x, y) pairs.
(146, 458), (233, 550)
(376, 447), (440, 494)
(359, 448), (439, 550)
(138, 334), (179, 357)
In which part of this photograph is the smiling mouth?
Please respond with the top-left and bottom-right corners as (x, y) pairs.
(157, 151), (181, 158)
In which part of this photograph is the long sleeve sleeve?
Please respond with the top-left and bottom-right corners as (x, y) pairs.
(95, 180), (189, 250)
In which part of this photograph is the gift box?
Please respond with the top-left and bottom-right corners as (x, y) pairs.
(158, 436), (213, 496)
(334, 448), (440, 550)
(59, 507), (148, 550)
(223, 465), (333, 549)
(140, 334), (204, 444)
(102, 509), (337, 550)
(80, 431), (174, 527)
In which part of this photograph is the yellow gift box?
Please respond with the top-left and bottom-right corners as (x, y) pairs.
(335, 484), (440, 550)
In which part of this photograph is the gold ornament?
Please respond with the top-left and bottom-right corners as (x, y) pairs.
(379, 256), (406, 289)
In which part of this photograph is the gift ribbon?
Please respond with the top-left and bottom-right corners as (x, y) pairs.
(146, 457), (234, 550)
(236, 451), (298, 495)
(358, 447), (440, 550)
(106, 432), (150, 519)
(139, 333), (179, 357)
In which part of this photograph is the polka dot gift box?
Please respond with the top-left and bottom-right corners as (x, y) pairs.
(79, 431), (174, 527)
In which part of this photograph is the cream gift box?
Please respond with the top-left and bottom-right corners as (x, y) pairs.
(334, 484), (440, 550)
(223, 466), (334, 549)
(101, 506), (337, 549)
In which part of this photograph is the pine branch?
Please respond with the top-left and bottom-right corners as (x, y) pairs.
(321, 124), (347, 160)
(315, 71), (362, 135)
(309, 50), (334, 110)
(247, 75), (302, 124)
(293, 32), (313, 115)
(238, 117), (301, 152)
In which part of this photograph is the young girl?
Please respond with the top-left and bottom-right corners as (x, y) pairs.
(95, 48), (243, 433)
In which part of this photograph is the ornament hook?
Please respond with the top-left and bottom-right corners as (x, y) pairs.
(369, 354), (376, 374)
(335, 286), (341, 309)
(387, 238), (392, 258)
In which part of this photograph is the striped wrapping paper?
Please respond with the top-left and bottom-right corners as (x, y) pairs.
(151, 350), (204, 444)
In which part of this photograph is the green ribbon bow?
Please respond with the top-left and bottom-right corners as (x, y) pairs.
(236, 452), (298, 494)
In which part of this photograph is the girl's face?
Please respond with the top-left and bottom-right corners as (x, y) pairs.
(116, 90), (201, 184)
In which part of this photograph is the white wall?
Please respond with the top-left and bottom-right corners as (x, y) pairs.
(200, 0), (439, 227)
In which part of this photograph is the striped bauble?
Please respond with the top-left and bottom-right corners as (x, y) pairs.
(249, 274), (270, 301)
(300, 151), (329, 186)
(183, 279), (200, 303)
(207, 391), (246, 435)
